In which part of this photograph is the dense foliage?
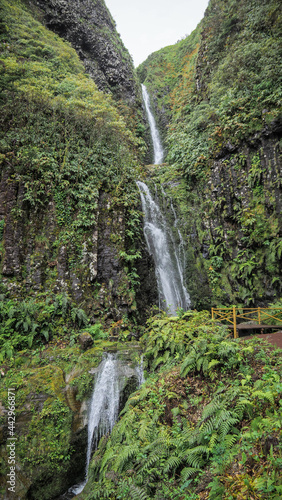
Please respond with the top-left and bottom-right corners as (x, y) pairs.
(84, 311), (282, 499)
(0, 0), (146, 345)
(166, 0), (282, 176)
(137, 24), (201, 141)
(0, 1), (282, 498)
(138, 0), (282, 308)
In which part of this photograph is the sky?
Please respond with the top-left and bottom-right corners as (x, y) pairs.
(104, 0), (210, 67)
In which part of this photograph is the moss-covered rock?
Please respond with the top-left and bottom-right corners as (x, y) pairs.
(0, 340), (144, 499)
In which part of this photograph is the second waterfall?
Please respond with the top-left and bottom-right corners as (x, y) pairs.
(138, 85), (190, 315)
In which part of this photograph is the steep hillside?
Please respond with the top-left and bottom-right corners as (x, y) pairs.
(137, 24), (201, 154)
(139, 0), (282, 308)
(83, 312), (282, 500)
(27, 0), (139, 104)
(0, 0), (157, 356)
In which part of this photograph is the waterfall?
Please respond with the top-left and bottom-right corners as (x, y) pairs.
(136, 355), (145, 385)
(68, 353), (144, 497)
(137, 181), (191, 315)
(141, 84), (164, 164)
(70, 354), (119, 496)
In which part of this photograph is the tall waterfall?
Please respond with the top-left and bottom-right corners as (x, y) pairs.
(142, 84), (164, 164)
(137, 181), (191, 315)
(69, 353), (144, 497)
(139, 84), (190, 315)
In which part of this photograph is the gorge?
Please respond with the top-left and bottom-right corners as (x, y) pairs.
(0, 0), (281, 499)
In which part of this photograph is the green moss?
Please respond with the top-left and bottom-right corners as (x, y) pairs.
(84, 312), (282, 500)
(0, 0), (145, 327)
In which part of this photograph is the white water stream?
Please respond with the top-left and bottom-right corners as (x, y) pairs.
(138, 85), (190, 315)
(70, 354), (119, 495)
(69, 353), (144, 497)
(142, 84), (164, 164)
(137, 181), (190, 315)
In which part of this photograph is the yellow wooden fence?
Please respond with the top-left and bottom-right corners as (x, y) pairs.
(211, 307), (282, 338)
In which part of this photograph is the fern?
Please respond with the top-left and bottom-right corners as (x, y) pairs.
(208, 359), (220, 370)
(129, 484), (149, 500)
(224, 434), (238, 449)
(163, 455), (183, 473)
(196, 355), (204, 372)
(138, 419), (154, 442)
(113, 443), (139, 473)
(201, 398), (223, 421)
(234, 398), (253, 419)
(252, 390), (275, 405)
(138, 452), (162, 473)
(99, 447), (116, 474)
(180, 466), (202, 481)
(184, 447), (208, 468)
(200, 416), (217, 435)
(208, 431), (219, 450)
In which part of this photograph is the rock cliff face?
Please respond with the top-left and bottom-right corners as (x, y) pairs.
(0, 0), (157, 323)
(0, 168), (157, 322)
(0, 344), (142, 499)
(28, 0), (138, 103)
(138, 0), (282, 307)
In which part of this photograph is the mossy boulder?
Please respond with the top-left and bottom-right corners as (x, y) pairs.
(0, 341), (143, 499)
(78, 332), (94, 351)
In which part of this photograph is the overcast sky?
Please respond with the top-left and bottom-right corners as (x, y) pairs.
(105, 0), (210, 67)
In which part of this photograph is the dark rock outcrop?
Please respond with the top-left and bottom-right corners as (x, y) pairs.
(28, 0), (138, 103)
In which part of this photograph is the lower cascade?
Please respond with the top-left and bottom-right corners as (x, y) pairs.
(67, 353), (143, 497)
(137, 181), (191, 315)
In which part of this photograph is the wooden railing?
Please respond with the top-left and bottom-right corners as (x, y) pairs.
(211, 307), (282, 338)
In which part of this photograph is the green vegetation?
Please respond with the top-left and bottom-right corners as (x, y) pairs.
(138, 0), (282, 308)
(137, 24), (201, 138)
(83, 311), (282, 500)
(0, 0), (281, 498)
(0, 292), (89, 360)
(0, 0), (146, 327)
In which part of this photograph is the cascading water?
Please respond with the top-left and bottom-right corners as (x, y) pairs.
(70, 353), (119, 496)
(141, 84), (164, 164)
(67, 353), (144, 498)
(137, 181), (191, 315)
(138, 86), (190, 315)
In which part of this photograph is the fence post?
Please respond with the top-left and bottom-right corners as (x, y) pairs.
(233, 306), (237, 338)
(258, 307), (261, 325)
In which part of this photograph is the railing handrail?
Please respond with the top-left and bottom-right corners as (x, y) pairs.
(211, 306), (282, 338)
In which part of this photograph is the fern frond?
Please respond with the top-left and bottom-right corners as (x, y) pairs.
(196, 356), (204, 372)
(218, 417), (239, 438)
(113, 443), (139, 473)
(138, 452), (161, 473)
(88, 482), (112, 499)
(199, 416), (217, 436)
(138, 419), (153, 442)
(180, 466), (202, 481)
(163, 455), (183, 473)
(224, 434), (238, 449)
(169, 340), (176, 354)
(208, 359), (220, 371)
(129, 484), (149, 500)
(185, 452), (205, 469)
(181, 354), (196, 377)
(152, 356), (164, 369)
(201, 398), (223, 420)
(99, 447), (116, 473)
(202, 356), (209, 374)
(252, 390), (275, 405)
(208, 431), (219, 450)
(234, 398), (253, 419)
